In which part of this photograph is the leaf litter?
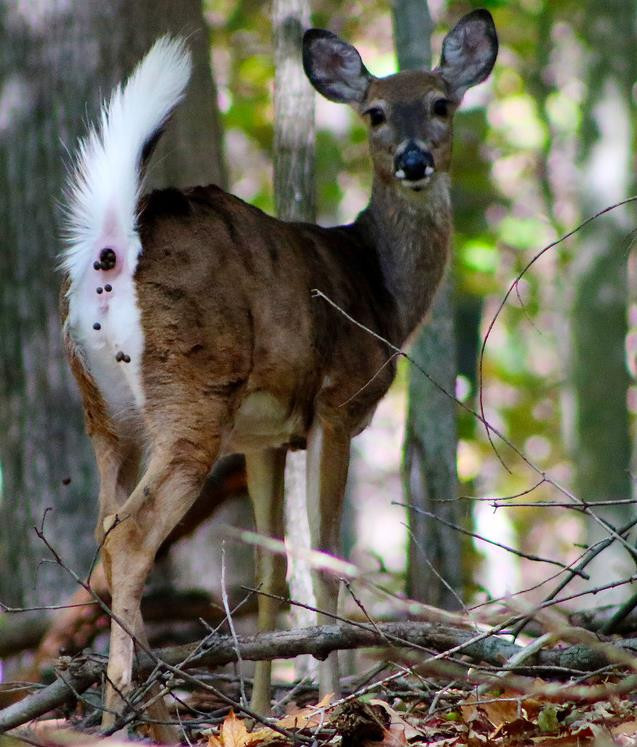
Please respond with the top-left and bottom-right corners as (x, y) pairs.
(11, 675), (637, 746)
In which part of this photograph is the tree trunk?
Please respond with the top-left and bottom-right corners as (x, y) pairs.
(392, 1), (461, 608)
(271, 0), (318, 679)
(570, 0), (636, 600)
(0, 0), (225, 606)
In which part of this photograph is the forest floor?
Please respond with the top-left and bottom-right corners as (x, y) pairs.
(5, 668), (637, 747)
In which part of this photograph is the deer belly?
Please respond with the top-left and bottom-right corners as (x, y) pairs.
(68, 268), (145, 420)
(227, 391), (304, 451)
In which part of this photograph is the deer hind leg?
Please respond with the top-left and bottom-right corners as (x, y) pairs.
(245, 447), (287, 714)
(100, 438), (219, 739)
(306, 422), (350, 699)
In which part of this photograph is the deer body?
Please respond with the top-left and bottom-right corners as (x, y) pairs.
(61, 12), (497, 733)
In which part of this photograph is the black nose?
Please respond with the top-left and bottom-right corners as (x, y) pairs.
(395, 144), (434, 181)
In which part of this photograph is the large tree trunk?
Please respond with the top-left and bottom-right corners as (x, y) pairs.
(393, 1), (462, 608)
(0, 0), (225, 605)
(570, 0), (636, 600)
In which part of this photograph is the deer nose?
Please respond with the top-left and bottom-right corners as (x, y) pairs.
(394, 143), (435, 183)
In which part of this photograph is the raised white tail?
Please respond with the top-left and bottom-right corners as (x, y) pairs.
(62, 37), (192, 418)
(62, 36), (191, 285)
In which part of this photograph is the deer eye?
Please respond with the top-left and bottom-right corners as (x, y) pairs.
(432, 98), (451, 117)
(365, 106), (386, 127)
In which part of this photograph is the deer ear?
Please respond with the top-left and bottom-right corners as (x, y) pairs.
(437, 9), (498, 101)
(303, 29), (372, 104)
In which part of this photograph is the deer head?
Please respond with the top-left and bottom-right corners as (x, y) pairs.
(303, 9), (498, 193)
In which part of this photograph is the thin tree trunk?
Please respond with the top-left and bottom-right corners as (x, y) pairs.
(392, 0), (461, 608)
(570, 1), (636, 599)
(271, 0), (318, 679)
(0, 0), (225, 606)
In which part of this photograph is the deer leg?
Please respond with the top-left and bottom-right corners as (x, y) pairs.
(245, 448), (287, 714)
(306, 423), (350, 699)
(100, 442), (217, 740)
(93, 437), (175, 738)
(93, 434), (141, 545)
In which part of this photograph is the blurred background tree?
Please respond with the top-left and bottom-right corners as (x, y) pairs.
(0, 0), (225, 605)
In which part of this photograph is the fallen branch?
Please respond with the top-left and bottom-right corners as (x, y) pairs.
(2, 620), (637, 732)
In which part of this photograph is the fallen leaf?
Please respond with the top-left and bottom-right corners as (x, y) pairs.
(222, 711), (251, 747)
(612, 720), (637, 737)
(276, 692), (333, 730)
(537, 704), (560, 734)
(368, 698), (422, 740)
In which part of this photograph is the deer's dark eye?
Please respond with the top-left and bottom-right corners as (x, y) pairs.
(365, 107), (386, 127)
(432, 98), (451, 117)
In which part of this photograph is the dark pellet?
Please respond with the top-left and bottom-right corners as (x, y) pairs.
(93, 322), (101, 330)
(104, 284), (112, 292)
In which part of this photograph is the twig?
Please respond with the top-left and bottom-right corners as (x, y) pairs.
(395, 503), (588, 578)
(221, 542), (247, 707)
(403, 522), (473, 618)
(478, 195), (637, 468)
(510, 516), (637, 637)
(312, 285), (637, 562)
(599, 588), (637, 635)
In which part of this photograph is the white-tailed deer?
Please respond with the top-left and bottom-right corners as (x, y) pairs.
(61, 9), (497, 732)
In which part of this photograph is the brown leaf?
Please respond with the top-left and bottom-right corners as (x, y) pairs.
(612, 719), (637, 737)
(276, 693), (333, 730)
(221, 711), (251, 747)
(368, 699), (422, 741)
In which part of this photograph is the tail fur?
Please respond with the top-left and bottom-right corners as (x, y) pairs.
(61, 37), (192, 285)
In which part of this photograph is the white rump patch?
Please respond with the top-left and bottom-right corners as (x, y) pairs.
(61, 37), (192, 416)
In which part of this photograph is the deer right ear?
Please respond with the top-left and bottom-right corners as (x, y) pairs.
(303, 29), (371, 104)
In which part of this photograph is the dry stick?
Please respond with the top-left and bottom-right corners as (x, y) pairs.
(402, 523), (471, 618)
(5, 620), (637, 733)
(490, 499), (637, 509)
(395, 503), (588, 579)
(220, 542), (248, 707)
(599, 589), (637, 635)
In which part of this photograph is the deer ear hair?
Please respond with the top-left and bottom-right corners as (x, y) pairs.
(436, 9), (498, 101)
(303, 29), (372, 104)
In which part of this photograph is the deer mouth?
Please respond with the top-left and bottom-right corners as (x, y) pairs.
(395, 167), (435, 191)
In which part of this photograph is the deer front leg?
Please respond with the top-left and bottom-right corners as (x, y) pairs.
(245, 448), (287, 714)
(306, 423), (350, 699)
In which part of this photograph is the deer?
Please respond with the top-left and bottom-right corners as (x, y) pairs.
(60, 9), (497, 735)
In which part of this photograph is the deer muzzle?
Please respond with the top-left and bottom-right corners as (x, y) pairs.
(394, 141), (435, 190)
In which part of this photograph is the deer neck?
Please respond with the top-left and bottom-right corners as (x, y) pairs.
(356, 174), (452, 342)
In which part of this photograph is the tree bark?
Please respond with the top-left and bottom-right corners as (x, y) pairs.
(0, 0), (225, 606)
(569, 0), (636, 599)
(271, 0), (318, 679)
(392, 1), (461, 608)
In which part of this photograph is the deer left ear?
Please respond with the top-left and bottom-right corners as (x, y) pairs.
(437, 9), (498, 102)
